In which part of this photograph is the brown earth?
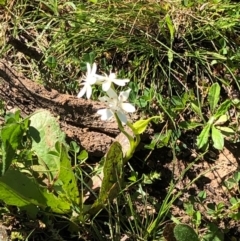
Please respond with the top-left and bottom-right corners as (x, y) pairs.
(0, 59), (123, 157)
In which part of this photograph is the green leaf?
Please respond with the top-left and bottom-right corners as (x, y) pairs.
(0, 123), (26, 175)
(179, 121), (203, 130)
(174, 224), (199, 241)
(156, 129), (172, 148)
(0, 169), (72, 215)
(56, 143), (80, 206)
(45, 56), (57, 69)
(214, 99), (231, 119)
(77, 150), (88, 162)
(211, 125), (224, 150)
(190, 101), (202, 117)
(88, 142), (123, 215)
(28, 109), (66, 180)
(202, 223), (224, 241)
(0, 0), (6, 5)
(0, 169), (46, 207)
(165, 14), (175, 41)
(133, 116), (162, 135)
(214, 114), (228, 125)
(208, 83), (220, 114)
(216, 126), (235, 135)
(0, 168), (74, 216)
(197, 123), (211, 149)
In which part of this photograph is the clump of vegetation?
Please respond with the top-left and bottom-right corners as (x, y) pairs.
(0, 0), (239, 240)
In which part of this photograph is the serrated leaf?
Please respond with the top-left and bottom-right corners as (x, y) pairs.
(214, 99), (231, 119)
(211, 125), (224, 150)
(208, 83), (220, 114)
(197, 124), (211, 149)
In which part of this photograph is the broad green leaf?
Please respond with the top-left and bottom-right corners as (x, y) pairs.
(214, 99), (231, 119)
(216, 126), (235, 134)
(88, 142), (123, 215)
(0, 123), (26, 175)
(179, 121), (203, 130)
(57, 143), (79, 205)
(211, 125), (224, 150)
(208, 83), (220, 114)
(0, 169), (46, 207)
(28, 109), (66, 180)
(133, 116), (162, 135)
(214, 114), (228, 125)
(0, 169), (72, 215)
(174, 224), (199, 241)
(197, 124), (211, 149)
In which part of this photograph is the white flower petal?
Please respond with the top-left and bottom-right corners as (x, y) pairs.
(102, 80), (111, 91)
(88, 76), (97, 85)
(86, 63), (91, 75)
(91, 63), (97, 75)
(86, 84), (92, 99)
(119, 88), (131, 101)
(106, 88), (118, 99)
(109, 73), (116, 79)
(120, 103), (136, 113)
(95, 74), (106, 84)
(116, 111), (128, 124)
(112, 78), (129, 86)
(97, 109), (113, 121)
(77, 85), (87, 98)
(99, 96), (110, 103)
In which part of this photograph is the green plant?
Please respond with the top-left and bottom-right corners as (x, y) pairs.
(173, 224), (199, 241)
(195, 83), (232, 150)
(224, 171), (240, 192)
(207, 202), (225, 220)
(0, 109), (79, 217)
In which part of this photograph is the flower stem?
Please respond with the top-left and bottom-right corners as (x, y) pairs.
(114, 113), (140, 162)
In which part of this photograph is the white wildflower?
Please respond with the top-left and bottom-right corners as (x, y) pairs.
(97, 88), (135, 124)
(100, 72), (130, 92)
(77, 63), (98, 99)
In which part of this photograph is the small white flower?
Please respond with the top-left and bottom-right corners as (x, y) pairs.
(100, 72), (130, 92)
(77, 63), (98, 99)
(97, 88), (135, 124)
